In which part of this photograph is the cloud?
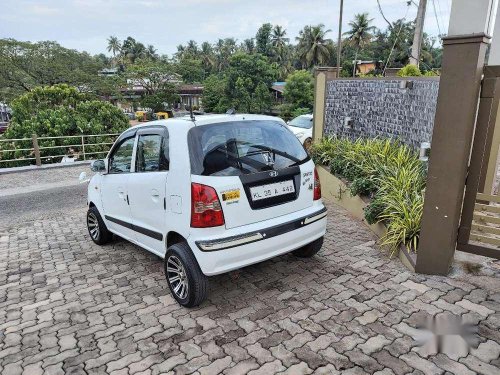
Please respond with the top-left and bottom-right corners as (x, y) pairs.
(26, 3), (61, 16)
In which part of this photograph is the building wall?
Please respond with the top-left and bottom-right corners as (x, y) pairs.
(323, 78), (440, 148)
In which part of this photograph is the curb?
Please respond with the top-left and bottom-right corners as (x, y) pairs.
(0, 160), (91, 176)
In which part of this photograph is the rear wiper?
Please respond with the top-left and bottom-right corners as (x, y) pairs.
(249, 144), (302, 164)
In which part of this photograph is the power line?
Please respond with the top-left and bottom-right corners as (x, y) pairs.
(431, 0), (442, 36)
(383, 2), (412, 75)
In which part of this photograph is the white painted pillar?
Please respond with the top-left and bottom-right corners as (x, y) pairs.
(448, 0), (497, 36)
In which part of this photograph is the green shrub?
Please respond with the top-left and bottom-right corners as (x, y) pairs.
(2, 84), (129, 167)
(350, 176), (377, 197)
(311, 137), (425, 254)
(423, 70), (439, 77)
(364, 196), (385, 225)
(397, 64), (422, 77)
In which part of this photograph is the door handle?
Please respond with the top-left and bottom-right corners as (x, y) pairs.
(118, 188), (127, 202)
(151, 189), (160, 203)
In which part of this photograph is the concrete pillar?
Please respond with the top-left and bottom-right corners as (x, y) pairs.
(312, 67), (340, 143)
(416, 0), (497, 275)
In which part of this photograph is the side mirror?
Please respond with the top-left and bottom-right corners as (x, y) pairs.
(90, 159), (106, 172)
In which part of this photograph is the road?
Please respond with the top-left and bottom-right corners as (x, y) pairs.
(0, 183), (87, 230)
(0, 165), (91, 230)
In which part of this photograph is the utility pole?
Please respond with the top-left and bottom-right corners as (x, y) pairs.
(409, 0), (428, 66)
(336, 0), (344, 77)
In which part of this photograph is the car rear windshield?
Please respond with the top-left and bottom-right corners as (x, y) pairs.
(289, 116), (313, 129)
(188, 120), (309, 176)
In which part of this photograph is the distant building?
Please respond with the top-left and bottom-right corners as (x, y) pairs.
(0, 103), (11, 134)
(178, 84), (203, 109)
(271, 81), (286, 104)
(98, 67), (120, 77)
(353, 60), (383, 76)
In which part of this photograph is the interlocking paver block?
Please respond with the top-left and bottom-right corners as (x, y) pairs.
(0, 199), (499, 375)
(357, 335), (392, 355)
(456, 299), (495, 317)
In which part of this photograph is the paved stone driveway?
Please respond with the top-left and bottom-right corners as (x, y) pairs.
(0, 201), (499, 375)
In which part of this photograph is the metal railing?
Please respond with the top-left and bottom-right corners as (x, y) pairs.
(0, 133), (119, 168)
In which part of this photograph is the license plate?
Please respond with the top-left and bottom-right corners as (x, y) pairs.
(250, 180), (295, 201)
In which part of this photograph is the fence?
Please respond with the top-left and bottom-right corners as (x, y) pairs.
(0, 133), (119, 168)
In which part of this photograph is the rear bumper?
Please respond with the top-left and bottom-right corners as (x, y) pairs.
(188, 204), (327, 275)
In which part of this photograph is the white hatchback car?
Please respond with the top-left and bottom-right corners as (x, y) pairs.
(288, 114), (313, 150)
(86, 114), (327, 307)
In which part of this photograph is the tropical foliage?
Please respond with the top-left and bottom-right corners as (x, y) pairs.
(311, 137), (426, 254)
(1, 85), (129, 166)
(1, 11), (443, 110)
(344, 13), (376, 76)
(397, 64), (422, 77)
(283, 70), (314, 111)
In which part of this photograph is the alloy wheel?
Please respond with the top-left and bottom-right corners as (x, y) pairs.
(87, 212), (100, 240)
(166, 255), (189, 299)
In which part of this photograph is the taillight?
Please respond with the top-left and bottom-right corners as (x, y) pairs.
(313, 167), (322, 200)
(191, 183), (225, 228)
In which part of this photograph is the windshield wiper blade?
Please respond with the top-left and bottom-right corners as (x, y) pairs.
(249, 144), (302, 164)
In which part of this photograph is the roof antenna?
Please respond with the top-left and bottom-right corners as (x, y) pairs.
(189, 95), (195, 121)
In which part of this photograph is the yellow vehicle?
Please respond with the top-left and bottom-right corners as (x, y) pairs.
(135, 110), (149, 122)
(155, 110), (173, 119)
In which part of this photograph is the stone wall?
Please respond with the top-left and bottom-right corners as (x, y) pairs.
(323, 78), (440, 148)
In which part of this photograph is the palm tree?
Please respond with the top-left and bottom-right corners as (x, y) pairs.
(107, 36), (121, 65)
(186, 40), (199, 57)
(296, 24), (333, 69)
(271, 25), (289, 51)
(121, 37), (146, 63)
(344, 13), (376, 76)
(200, 42), (215, 73)
(242, 38), (255, 54)
(271, 25), (290, 68)
(146, 45), (157, 60)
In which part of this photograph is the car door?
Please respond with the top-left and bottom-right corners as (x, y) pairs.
(127, 127), (169, 256)
(100, 132), (137, 241)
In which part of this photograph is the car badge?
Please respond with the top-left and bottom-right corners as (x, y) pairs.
(269, 171), (278, 177)
(261, 152), (274, 166)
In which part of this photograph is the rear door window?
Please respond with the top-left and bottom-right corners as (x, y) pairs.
(135, 133), (169, 172)
(188, 120), (309, 176)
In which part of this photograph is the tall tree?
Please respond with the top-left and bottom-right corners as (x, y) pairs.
(256, 23), (273, 57)
(0, 39), (105, 102)
(296, 24), (333, 69)
(200, 42), (215, 74)
(241, 38), (255, 54)
(225, 53), (276, 113)
(271, 25), (289, 51)
(283, 70), (314, 110)
(121, 37), (146, 63)
(106, 36), (121, 65)
(146, 45), (158, 60)
(344, 13), (376, 76)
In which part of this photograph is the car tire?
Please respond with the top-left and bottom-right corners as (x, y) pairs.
(165, 242), (208, 307)
(86, 206), (113, 245)
(292, 236), (324, 258)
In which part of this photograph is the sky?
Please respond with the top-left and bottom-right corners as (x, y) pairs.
(0, 0), (451, 56)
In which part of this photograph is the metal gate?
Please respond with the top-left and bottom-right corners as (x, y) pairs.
(458, 66), (500, 259)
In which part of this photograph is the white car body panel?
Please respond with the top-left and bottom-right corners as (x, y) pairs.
(87, 114), (327, 276)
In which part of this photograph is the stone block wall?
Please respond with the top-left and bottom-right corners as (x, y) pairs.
(323, 78), (440, 148)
